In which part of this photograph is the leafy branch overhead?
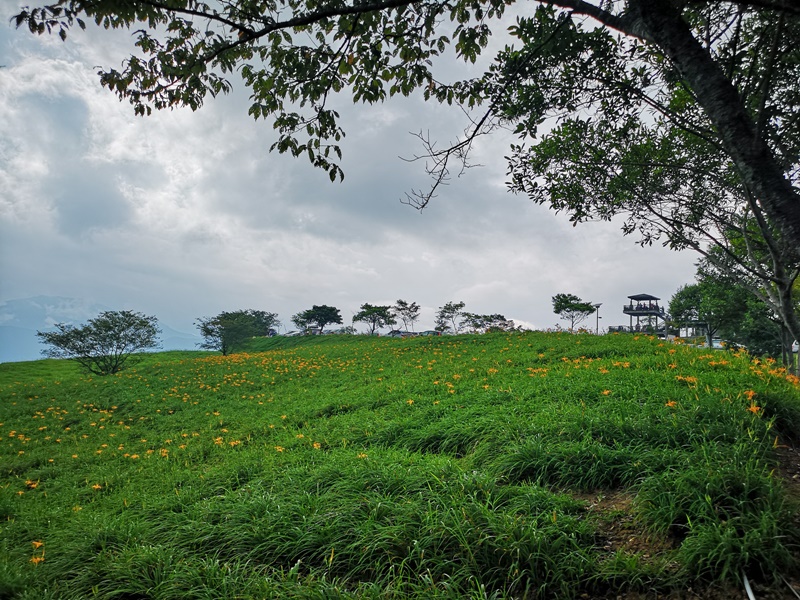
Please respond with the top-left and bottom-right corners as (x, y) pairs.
(13, 1), (800, 249)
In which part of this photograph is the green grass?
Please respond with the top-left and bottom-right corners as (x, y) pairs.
(1, 332), (799, 599)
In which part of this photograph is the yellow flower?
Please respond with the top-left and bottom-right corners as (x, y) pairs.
(357, 453), (368, 459)
(275, 446), (284, 452)
(406, 399), (414, 405)
(313, 442), (321, 449)
(92, 484), (102, 490)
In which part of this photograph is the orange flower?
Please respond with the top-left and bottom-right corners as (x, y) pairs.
(747, 404), (761, 414)
(744, 389), (757, 401)
(31, 541), (44, 549)
(665, 400), (677, 408)
(602, 390), (612, 396)
(30, 556), (44, 565)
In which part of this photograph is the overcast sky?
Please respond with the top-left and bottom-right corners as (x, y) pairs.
(0, 6), (698, 335)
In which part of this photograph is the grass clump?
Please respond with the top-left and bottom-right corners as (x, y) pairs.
(1, 332), (799, 598)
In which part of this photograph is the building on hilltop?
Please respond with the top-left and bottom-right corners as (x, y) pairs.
(607, 294), (668, 336)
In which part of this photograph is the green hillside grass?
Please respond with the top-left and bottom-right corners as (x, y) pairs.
(1, 332), (799, 599)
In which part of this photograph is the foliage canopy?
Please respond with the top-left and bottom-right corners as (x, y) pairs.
(196, 309), (280, 355)
(435, 301), (466, 333)
(12, 0), (800, 252)
(394, 299), (421, 332)
(36, 310), (161, 375)
(292, 304), (343, 332)
(552, 293), (596, 332)
(352, 303), (396, 335)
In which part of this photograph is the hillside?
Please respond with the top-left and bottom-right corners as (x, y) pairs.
(1, 332), (799, 599)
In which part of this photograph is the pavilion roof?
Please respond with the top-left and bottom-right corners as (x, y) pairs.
(628, 294), (660, 301)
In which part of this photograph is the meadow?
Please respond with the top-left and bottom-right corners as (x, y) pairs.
(1, 332), (799, 599)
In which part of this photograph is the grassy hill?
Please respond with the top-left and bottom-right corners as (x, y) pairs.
(1, 332), (799, 599)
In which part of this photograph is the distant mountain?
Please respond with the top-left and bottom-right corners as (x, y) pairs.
(0, 296), (201, 363)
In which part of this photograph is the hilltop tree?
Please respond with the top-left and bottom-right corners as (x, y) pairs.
(292, 305), (342, 333)
(393, 299), (421, 332)
(462, 313), (516, 333)
(552, 294), (596, 332)
(14, 1), (800, 252)
(37, 310), (160, 375)
(435, 301), (466, 334)
(196, 309), (280, 355)
(352, 303), (396, 335)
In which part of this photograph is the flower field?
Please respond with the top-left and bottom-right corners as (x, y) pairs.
(1, 332), (799, 599)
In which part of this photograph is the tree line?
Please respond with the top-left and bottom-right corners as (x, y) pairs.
(15, 1), (800, 373)
(36, 299), (521, 375)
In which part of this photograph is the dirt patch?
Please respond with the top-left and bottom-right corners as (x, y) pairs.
(573, 440), (800, 600)
(579, 489), (679, 558)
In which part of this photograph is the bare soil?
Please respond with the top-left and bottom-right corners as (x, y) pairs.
(575, 441), (800, 600)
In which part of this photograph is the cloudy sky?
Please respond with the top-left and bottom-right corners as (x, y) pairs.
(0, 6), (698, 336)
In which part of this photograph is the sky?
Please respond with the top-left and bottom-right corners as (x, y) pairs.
(0, 6), (698, 336)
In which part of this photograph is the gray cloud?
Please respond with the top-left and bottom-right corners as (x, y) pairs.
(0, 7), (698, 336)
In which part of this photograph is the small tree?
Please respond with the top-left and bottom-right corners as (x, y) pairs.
(292, 305), (342, 333)
(352, 303), (396, 335)
(463, 313), (516, 334)
(196, 310), (280, 355)
(552, 294), (596, 332)
(435, 301), (466, 334)
(37, 310), (161, 375)
(393, 299), (421, 332)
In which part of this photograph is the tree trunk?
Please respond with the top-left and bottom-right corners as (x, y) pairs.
(627, 0), (800, 250)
